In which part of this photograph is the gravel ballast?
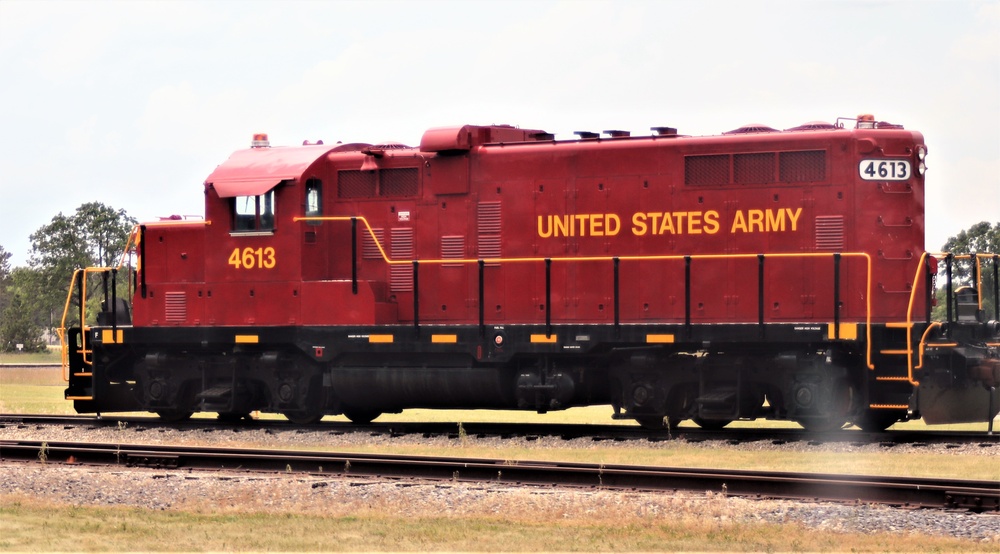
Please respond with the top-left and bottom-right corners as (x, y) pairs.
(1, 423), (998, 543)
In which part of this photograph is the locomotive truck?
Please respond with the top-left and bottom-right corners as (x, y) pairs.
(61, 115), (1000, 431)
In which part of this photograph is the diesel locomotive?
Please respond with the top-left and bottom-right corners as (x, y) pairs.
(61, 115), (1000, 431)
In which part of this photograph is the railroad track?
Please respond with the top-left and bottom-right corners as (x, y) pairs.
(2, 413), (997, 446)
(1, 439), (996, 512)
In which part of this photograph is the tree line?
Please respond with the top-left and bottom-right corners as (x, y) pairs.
(1, 202), (135, 352)
(0, 206), (996, 353)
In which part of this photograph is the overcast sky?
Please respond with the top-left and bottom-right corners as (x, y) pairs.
(1, 0), (997, 266)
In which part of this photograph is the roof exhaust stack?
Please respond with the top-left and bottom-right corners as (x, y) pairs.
(651, 126), (677, 136)
(604, 130), (630, 138)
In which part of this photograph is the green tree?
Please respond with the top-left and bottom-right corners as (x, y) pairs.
(933, 221), (999, 321)
(0, 267), (46, 352)
(28, 203), (137, 331)
(0, 244), (11, 314)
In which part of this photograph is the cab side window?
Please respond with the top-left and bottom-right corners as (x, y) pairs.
(233, 190), (276, 232)
(305, 178), (322, 223)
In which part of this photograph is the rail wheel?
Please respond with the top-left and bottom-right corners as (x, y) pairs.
(795, 416), (847, 432)
(693, 417), (732, 430)
(635, 416), (683, 430)
(343, 408), (381, 424)
(155, 410), (192, 423)
(283, 410), (325, 425)
(852, 409), (903, 432)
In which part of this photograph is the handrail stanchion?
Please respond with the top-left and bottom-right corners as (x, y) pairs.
(478, 259), (485, 337)
(684, 256), (692, 339)
(833, 253), (841, 339)
(351, 217), (358, 295)
(613, 257), (620, 335)
(757, 254), (765, 338)
(412, 260), (419, 333)
(545, 258), (552, 337)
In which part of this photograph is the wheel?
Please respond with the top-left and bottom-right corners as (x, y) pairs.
(852, 410), (902, 433)
(796, 416), (847, 433)
(342, 408), (380, 424)
(217, 412), (250, 423)
(283, 411), (325, 425)
(693, 417), (732, 430)
(635, 416), (666, 430)
(155, 410), (192, 423)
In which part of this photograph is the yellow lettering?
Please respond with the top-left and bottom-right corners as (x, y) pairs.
(632, 212), (648, 235)
(786, 207), (802, 231)
(657, 213), (675, 234)
(687, 211), (702, 234)
(673, 212), (687, 234)
(748, 210), (764, 232)
(554, 215), (569, 237)
(574, 214), (588, 236)
(766, 209), (785, 232)
(537, 215), (553, 238)
(589, 214), (603, 236)
(703, 210), (720, 234)
(606, 214), (621, 236)
(730, 211), (747, 233)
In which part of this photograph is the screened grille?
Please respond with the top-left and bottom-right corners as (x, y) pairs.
(390, 228), (414, 292)
(779, 150), (826, 183)
(164, 291), (187, 324)
(477, 202), (502, 263)
(684, 155), (730, 186)
(734, 153), (775, 184)
(815, 215), (845, 250)
(441, 235), (466, 267)
(338, 170), (376, 198)
(380, 168), (419, 197)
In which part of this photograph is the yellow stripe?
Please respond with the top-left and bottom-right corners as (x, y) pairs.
(101, 330), (124, 344)
(646, 334), (675, 344)
(530, 334), (558, 343)
(875, 376), (910, 382)
(827, 323), (858, 340)
(431, 334), (457, 343)
(879, 349), (911, 355)
(368, 334), (394, 343)
(235, 335), (259, 344)
(869, 404), (908, 409)
(886, 322), (913, 329)
(66, 396), (93, 401)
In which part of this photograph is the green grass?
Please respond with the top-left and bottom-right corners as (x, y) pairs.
(0, 499), (991, 552)
(0, 347), (62, 364)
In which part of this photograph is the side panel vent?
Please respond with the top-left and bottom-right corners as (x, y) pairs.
(390, 228), (414, 292)
(441, 235), (466, 267)
(685, 155), (730, 186)
(164, 292), (187, 324)
(780, 150), (826, 183)
(380, 168), (419, 197)
(815, 215), (845, 250)
(734, 153), (775, 184)
(362, 228), (385, 260)
(338, 170), (376, 198)
(477, 202), (502, 263)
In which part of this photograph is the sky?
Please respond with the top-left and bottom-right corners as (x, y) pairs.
(1, 0), (998, 267)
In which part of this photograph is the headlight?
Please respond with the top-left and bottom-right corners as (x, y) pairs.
(916, 145), (927, 161)
(918, 162), (927, 175)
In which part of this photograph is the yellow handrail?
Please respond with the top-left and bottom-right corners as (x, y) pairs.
(58, 222), (212, 380)
(295, 215), (875, 368)
(898, 252), (997, 386)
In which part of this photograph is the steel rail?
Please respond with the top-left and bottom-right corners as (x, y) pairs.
(2, 440), (996, 512)
(2, 414), (998, 446)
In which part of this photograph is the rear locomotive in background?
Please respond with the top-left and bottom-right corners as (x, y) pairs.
(62, 115), (1000, 431)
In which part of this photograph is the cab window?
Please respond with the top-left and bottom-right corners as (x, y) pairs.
(233, 190), (275, 232)
(305, 178), (322, 224)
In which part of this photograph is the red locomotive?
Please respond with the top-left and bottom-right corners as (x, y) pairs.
(62, 115), (1000, 431)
